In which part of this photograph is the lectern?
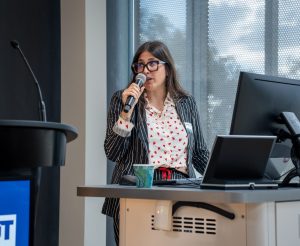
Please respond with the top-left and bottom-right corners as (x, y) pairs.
(0, 120), (77, 246)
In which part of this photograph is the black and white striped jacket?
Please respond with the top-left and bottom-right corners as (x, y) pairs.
(102, 90), (209, 217)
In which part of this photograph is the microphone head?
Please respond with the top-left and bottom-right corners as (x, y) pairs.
(10, 40), (19, 49)
(136, 73), (147, 86)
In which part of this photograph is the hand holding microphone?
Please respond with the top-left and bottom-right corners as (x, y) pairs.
(122, 73), (146, 115)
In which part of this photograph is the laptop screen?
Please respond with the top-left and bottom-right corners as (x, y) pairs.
(201, 135), (276, 187)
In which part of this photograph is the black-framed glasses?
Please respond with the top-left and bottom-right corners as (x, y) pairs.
(131, 60), (166, 73)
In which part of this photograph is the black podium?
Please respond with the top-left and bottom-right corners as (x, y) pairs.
(0, 120), (78, 246)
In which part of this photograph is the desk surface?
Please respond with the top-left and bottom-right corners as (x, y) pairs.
(77, 184), (300, 203)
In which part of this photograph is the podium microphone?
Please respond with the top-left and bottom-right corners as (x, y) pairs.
(10, 40), (47, 122)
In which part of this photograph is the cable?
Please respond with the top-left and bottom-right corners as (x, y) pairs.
(172, 201), (235, 220)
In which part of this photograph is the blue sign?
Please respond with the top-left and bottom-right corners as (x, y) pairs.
(0, 180), (30, 246)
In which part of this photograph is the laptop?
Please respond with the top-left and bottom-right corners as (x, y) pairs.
(200, 135), (278, 189)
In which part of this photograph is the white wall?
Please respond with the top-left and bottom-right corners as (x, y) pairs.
(60, 0), (107, 245)
(84, 0), (107, 245)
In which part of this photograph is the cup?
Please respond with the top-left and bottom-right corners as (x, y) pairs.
(133, 164), (155, 188)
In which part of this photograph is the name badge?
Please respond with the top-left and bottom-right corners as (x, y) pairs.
(184, 122), (193, 133)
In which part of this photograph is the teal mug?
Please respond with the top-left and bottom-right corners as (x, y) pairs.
(133, 164), (155, 188)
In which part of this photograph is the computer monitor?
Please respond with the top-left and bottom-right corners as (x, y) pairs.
(230, 72), (300, 178)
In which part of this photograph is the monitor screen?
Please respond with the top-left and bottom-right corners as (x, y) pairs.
(230, 72), (300, 177)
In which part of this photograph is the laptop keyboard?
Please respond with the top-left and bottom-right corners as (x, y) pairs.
(153, 177), (202, 186)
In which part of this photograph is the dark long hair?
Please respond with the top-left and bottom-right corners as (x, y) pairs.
(130, 41), (188, 100)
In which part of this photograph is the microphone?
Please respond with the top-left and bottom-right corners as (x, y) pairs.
(10, 40), (47, 121)
(123, 73), (146, 113)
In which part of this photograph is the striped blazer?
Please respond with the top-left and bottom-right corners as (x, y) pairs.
(102, 90), (209, 217)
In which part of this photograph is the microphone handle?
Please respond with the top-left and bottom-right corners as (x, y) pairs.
(124, 96), (135, 113)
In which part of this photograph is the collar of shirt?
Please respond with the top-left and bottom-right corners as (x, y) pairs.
(144, 92), (175, 115)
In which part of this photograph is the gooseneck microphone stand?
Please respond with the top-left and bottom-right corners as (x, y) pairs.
(10, 40), (47, 245)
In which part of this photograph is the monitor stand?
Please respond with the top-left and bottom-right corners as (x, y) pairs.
(278, 112), (300, 186)
(281, 146), (300, 186)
